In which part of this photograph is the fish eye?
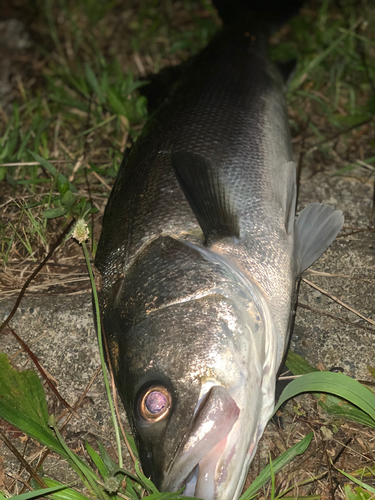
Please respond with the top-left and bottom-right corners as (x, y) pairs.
(139, 385), (172, 423)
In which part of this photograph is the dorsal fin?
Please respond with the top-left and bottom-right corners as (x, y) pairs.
(171, 151), (240, 244)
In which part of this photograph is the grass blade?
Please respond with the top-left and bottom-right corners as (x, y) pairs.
(28, 152), (77, 193)
(239, 433), (313, 500)
(34, 479), (92, 500)
(0, 484), (72, 500)
(274, 371), (375, 424)
(336, 468), (375, 494)
(284, 352), (375, 428)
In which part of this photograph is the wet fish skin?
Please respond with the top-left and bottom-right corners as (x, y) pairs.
(95, 7), (344, 500)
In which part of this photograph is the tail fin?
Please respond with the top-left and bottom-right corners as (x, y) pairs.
(212, 0), (305, 28)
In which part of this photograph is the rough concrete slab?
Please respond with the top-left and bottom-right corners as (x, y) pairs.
(295, 166), (375, 380)
(0, 294), (134, 483)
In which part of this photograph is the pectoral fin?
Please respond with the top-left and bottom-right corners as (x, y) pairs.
(294, 203), (344, 275)
(171, 151), (240, 244)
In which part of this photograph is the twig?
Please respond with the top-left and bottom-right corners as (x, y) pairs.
(19, 365), (103, 495)
(306, 116), (374, 154)
(6, 472), (35, 493)
(6, 325), (78, 417)
(332, 438), (352, 466)
(0, 218), (75, 335)
(324, 443), (335, 500)
(0, 160), (72, 167)
(0, 429), (47, 489)
(301, 278), (375, 328)
(297, 302), (375, 334)
(0, 276), (90, 298)
(337, 227), (375, 238)
(59, 365), (102, 427)
(307, 269), (375, 287)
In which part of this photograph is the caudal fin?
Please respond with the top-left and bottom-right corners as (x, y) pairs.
(294, 203), (344, 275)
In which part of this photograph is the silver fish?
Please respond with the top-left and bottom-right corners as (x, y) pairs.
(95, 3), (344, 499)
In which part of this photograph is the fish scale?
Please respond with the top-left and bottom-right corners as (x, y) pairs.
(97, 27), (290, 297)
(95, 4), (343, 499)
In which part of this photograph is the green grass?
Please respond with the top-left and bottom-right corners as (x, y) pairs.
(1, 0), (374, 262)
(0, 0), (219, 263)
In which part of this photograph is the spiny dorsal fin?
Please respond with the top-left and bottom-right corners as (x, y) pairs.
(171, 151), (240, 244)
(294, 203), (344, 275)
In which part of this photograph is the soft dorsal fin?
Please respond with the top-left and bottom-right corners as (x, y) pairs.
(294, 203), (344, 275)
(171, 151), (240, 244)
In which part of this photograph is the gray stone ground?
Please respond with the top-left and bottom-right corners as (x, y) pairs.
(1, 159), (374, 487)
(294, 164), (375, 379)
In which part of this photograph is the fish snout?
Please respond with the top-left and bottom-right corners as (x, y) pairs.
(161, 385), (239, 499)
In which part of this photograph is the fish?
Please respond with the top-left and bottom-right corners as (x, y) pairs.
(94, 1), (344, 499)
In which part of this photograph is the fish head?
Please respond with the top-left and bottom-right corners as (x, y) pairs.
(100, 237), (278, 500)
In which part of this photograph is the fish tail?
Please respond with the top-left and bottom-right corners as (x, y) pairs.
(212, 0), (305, 31)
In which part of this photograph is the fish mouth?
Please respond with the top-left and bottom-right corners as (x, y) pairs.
(161, 385), (240, 500)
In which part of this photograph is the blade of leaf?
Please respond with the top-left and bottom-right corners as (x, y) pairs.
(84, 64), (106, 104)
(38, 479), (92, 500)
(98, 442), (119, 475)
(107, 88), (128, 117)
(145, 492), (192, 500)
(336, 468), (375, 494)
(43, 207), (68, 219)
(124, 476), (143, 500)
(318, 394), (375, 429)
(125, 432), (139, 460)
(85, 442), (109, 480)
(2, 483), (71, 500)
(285, 351), (319, 374)
(49, 418), (105, 500)
(0, 353), (104, 489)
(274, 372), (375, 424)
(29, 151), (77, 193)
(285, 353), (375, 428)
(135, 461), (159, 494)
(368, 366), (375, 380)
(239, 433), (313, 500)
(0, 353), (67, 458)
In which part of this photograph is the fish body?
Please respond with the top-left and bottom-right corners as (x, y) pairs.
(95, 5), (343, 500)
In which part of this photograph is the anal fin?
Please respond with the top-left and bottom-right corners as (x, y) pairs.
(295, 203), (344, 275)
(171, 151), (240, 244)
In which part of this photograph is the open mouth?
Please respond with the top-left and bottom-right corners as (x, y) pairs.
(162, 385), (240, 499)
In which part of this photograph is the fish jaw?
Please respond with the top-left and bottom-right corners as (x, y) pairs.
(159, 348), (277, 500)
(161, 385), (240, 497)
(159, 288), (278, 500)
(158, 250), (280, 500)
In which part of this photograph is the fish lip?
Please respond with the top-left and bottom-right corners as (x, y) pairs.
(161, 385), (240, 497)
